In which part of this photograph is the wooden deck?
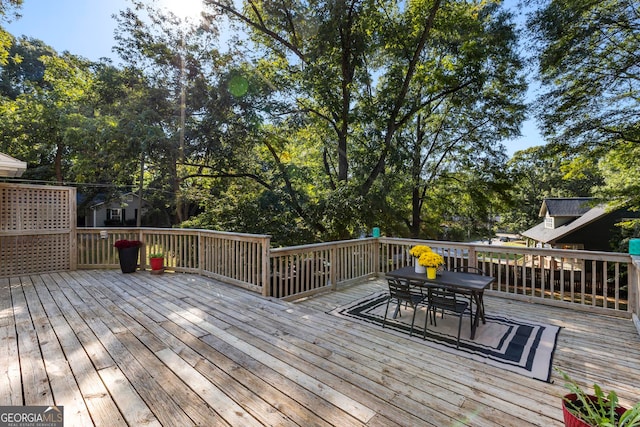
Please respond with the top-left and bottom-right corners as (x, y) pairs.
(1, 270), (639, 426)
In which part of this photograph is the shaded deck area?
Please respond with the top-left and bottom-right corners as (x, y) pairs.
(2, 270), (639, 426)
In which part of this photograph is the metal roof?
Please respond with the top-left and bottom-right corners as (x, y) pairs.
(523, 204), (608, 244)
(0, 152), (27, 178)
(538, 197), (594, 217)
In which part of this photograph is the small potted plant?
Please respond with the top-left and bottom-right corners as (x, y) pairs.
(559, 369), (640, 426)
(113, 240), (143, 273)
(149, 253), (164, 273)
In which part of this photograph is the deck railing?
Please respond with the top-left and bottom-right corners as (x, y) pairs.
(269, 239), (379, 299)
(379, 237), (637, 318)
(77, 228), (270, 294)
(74, 229), (638, 317)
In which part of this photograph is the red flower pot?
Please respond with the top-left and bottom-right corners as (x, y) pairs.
(562, 393), (627, 427)
(149, 257), (164, 271)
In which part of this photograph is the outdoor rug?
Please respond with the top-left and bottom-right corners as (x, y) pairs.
(329, 291), (561, 382)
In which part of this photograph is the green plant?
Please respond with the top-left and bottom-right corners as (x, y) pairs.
(149, 253), (163, 258)
(559, 369), (640, 426)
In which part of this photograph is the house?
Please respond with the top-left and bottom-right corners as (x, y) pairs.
(82, 192), (151, 227)
(0, 152), (27, 177)
(522, 197), (638, 251)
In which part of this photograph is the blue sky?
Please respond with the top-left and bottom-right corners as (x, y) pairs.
(4, 0), (544, 156)
(4, 0), (130, 61)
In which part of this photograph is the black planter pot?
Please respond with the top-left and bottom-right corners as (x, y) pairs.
(117, 246), (140, 273)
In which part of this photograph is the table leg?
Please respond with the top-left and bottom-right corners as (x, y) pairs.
(470, 291), (482, 340)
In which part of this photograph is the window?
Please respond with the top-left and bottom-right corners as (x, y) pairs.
(544, 216), (554, 229)
(108, 208), (122, 222)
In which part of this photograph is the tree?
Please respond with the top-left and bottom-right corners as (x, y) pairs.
(528, 0), (640, 149)
(400, 0), (526, 236)
(0, 36), (57, 99)
(205, 0), (526, 238)
(0, 0), (21, 19)
(114, 0), (226, 223)
(594, 142), (640, 219)
(0, 0), (22, 65)
(497, 145), (603, 233)
(0, 36), (142, 192)
(596, 143), (640, 250)
(527, 0), (640, 230)
(0, 39), (98, 184)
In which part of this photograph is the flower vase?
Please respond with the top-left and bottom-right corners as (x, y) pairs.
(414, 259), (426, 274)
(117, 246), (139, 273)
(427, 267), (437, 280)
(149, 257), (164, 275)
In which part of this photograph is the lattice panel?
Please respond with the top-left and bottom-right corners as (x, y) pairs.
(0, 234), (71, 277)
(0, 183), (76, 277)
(0, 185), (72, 231)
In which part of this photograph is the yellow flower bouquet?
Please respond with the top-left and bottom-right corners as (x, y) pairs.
(409, 245), (432, 258)
(418, 250), (444, 268)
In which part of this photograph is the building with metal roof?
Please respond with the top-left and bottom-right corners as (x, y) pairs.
(522, 198), (637, 251)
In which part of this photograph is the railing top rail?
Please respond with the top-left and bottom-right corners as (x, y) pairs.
(380, 237), (470, 247)
(379, 237), (632, 262)
(270, 238), (376, 256)
(0, 182), (72, 191)
(78, 227), (270, 241)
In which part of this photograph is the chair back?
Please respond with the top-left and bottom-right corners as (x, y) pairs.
(387, 278), (413, 302)
(429, 288), (461, 311)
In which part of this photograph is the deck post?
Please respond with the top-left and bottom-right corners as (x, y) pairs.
(262, 236), (271, 297)
(373, 237), (381, 276)
(330, 247), (338, 291)
(630, 257), (640, 336)
(198, 230), (204, 276)
(69, 187), (78, 271)
(138, 229), (146, 270)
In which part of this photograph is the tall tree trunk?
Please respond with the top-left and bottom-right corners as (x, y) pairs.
(337, 132), (348, 181)
(410, 186), (421, 238)
(409, 114), (425, 238)
(54, 141), (64, 184)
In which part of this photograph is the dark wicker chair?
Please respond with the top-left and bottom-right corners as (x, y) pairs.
(382, 277), (426, 337)
(423, 287), (469, 348)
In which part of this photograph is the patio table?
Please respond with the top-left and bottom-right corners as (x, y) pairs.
(386, 266), (495, 339)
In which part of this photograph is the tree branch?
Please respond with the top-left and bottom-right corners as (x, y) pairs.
(207, 0), (307, 63)
(182, 169), (273, 190)
(360, 0), (442, 196)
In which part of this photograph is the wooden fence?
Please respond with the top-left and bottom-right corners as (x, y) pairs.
(0, 183), (76, 277)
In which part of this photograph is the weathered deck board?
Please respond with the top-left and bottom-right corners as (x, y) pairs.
(27, 275), (95, 426)
(0, 277), (22, 407)
(1, 270), (639, 426)
(10, 276), (53, 406)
